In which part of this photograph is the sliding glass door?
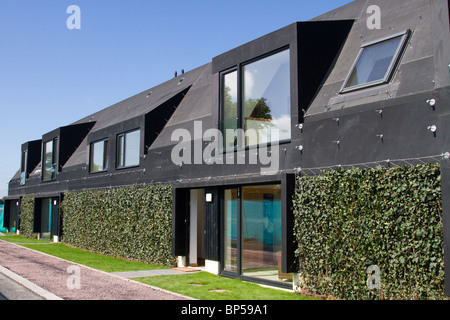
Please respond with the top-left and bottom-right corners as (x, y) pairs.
(40, 198), (52, 240)
(223, 188), (238, 273)
(242, 185), (282, 281)
(222, 184), (290, 284)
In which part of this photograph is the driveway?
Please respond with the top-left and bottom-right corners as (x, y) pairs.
(0, 240), (193, 300)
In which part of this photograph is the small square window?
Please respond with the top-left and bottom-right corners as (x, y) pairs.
(341, 30), (410, 93)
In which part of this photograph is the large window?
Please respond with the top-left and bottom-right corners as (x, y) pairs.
(90, 139), (108, 173)
(43, 138), (57, 181)
(221, 48), (291, 150)
(117, 129), (140, 168)
(341, 30), (410, 93)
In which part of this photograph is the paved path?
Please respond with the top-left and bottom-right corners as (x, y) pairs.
(0, 272), (44, 300)
(0, 240), (193, 300)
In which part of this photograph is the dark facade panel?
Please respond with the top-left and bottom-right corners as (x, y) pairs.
(441, 158), (450, 296)
(203, 187), (220, 262)
(144, 87), (191, 153)
(301, 88), (447, 170)
(296, 20), (354, 121)
(281, 174), (296, 274)
(212, 23), (297, 74)
(58, 123), (95, 170)
(172, 188), (189, 257)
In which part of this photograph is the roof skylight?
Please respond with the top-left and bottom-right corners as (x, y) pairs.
(341, 30), (410, 93)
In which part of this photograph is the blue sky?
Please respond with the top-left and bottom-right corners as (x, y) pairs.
(0, 0), (353, 198)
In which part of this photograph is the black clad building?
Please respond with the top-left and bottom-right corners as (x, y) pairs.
(4, 0), (450, 293)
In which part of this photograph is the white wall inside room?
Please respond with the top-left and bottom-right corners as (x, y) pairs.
(190, 189), (205, 266)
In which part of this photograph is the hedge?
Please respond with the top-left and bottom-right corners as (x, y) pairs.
(60, 184), (176, 267)
(19, 194), (36, 238)
(293, 163), (444, 300)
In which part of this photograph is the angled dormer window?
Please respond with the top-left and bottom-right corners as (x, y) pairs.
(341, 30), (410, 93)
(19, 140), (42, 185)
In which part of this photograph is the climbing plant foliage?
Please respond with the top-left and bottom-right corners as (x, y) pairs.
(292, 163), (444, 300)
(19, 194), (36, 238)
(60, 184), (176, 267)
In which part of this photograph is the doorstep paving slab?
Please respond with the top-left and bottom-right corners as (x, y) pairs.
(0, 240), (193, 300)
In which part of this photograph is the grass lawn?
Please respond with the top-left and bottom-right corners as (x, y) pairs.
(0, 235), (167, 273)
(135, 272), (315, 300)
(0, 234), (317, 300)
(0, 235), (50, 244)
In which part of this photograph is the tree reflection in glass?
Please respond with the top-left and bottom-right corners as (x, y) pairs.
(223, 71), (238, 151)
(243, 49), (290, 146)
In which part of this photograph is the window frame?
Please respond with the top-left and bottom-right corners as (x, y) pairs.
(89, 138), (109, 173)
(42, 137), (58, 182)
(219, 46), (291, 151)
(340, 29), (411, 93)
(116, 129), (141, 169)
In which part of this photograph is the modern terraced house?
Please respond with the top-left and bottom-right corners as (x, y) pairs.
(3, 0), (450, 294)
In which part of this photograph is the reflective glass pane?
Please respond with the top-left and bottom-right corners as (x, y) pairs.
(124, 130), (140, 167)
(20, 150), (28, 185)
(91, 140), (107, 172)
(224, 188), (238, 272)
(103, 140), (109, 169)
(345, 36), (402, 89)
(222, 71), (238, 151)
(242, 185), (291, 282)
(8, 202), (19, 231)
(243, 50), (290, 146)
(40, 198), (52, 239)
(43, 140), (55, 181)
(117, 134), (125, 167)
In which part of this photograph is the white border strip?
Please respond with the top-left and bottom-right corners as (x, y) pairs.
(0, 265), (63, 300)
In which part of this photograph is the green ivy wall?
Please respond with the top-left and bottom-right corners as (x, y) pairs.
(18, 194), (36, 238)
(292, 163), (445, 300)
(60, 184), (176, 267)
